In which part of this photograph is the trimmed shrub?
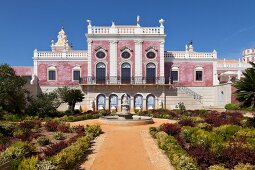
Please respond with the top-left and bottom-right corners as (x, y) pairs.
(233, 163), (254, 170)
(0, 141), (35, 166)
(42, 141), (68, 157)
(178, 118), (195, 127)
(213, 125), (241, 141)
(160, 123), (181, 136)
(56, 123), (70, 133)
(225, 103), (239, 110)
(149, 127), (158, 138)
(51, 136), (91, 169)
(36, 160), (56, 170)
(37, 136), (50, 146)
(18, 156), (38, 170)
(154, 132), (198, 170)
(53, 132), (65, 140)
(85, 125), (102, 138)
(44, 121), (59, 132)
(208, 165), (228, 170)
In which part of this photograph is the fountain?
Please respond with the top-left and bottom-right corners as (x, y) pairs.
(100, 93), (154, 125)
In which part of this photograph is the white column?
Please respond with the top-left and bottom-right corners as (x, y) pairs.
(160, 40), (165, 78)
(87, 40), (92, 77)
(109, 40), (118, 80)
(213, 61), (219, 85)
(135, 40), (143, 78)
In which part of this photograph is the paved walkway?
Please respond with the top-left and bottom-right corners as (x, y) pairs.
(70, 119), (176, 170)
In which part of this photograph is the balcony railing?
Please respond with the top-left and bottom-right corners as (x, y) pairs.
(79, 76), (168, 85)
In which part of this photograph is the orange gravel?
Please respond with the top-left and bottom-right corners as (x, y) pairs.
(70, 119), (176, 170)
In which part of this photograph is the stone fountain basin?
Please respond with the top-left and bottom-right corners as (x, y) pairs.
(99, 115), (154, 126)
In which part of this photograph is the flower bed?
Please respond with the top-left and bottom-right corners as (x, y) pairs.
(150, 111), (255, 170)
(0, 119), (102, 169)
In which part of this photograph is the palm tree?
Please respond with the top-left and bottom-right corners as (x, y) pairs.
(234, 62), (255, 110)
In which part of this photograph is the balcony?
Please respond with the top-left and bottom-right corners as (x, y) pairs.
(79, 76), (170, 85)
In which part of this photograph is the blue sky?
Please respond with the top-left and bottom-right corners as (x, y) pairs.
(0, 0), (255, 66)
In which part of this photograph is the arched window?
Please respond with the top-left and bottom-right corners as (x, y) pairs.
(109, 94), (118, 111)
(97, 94), (105, 110)
(146, 63), (156, 84)
(96, 63), (106, 84)
(121, 63), (131, 84)
(171, 66), (179, 83)
(134, 94), (143, 110)
(146, 94), (155, 110)
(146, 51), (156, 59)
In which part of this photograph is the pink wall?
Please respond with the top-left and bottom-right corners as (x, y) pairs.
(37, 61), (87, 86)
(91, 40), (110, 77)
(165, 62), (213, 86)
(117, 40), (135, 77)
(13, 66), (33, 76)
(142, 41), (161, 77)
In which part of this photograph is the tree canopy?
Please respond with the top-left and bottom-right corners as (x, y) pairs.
(0, 64), (28, 114)
(234, 62), (255, 110)
(56, 87), (84, 114)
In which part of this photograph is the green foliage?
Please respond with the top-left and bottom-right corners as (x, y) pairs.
(36, 160), (56, 170)
(0, 64), (28, 114)
(149, 127), (158, 138)
(52, 113), (100, 122)
(85, 125), (102, 139)
(176, 102), (186, 114)
(53, 132), (65, 140)
(18, 156), (38, 170)
(208, 165), (228, 170)
(0, 141), (35, 166)
(224, 103), (239, 110)
(213, 125), (241, 141)
(36, 136), (50, 146)
(55, 87), (84, 114)
(26, 92), (61, 118)
(234, 62), (255, 110)
(51, 135), (91, 169)
(233, 163), (255, 170)
(154, 131), (198, 170)
(196, 109), (208, 115)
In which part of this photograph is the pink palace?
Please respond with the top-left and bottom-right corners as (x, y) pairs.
(13, 18), (252, 112)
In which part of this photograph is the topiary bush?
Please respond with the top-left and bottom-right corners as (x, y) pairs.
(53, 132), (65, 140)
(225, 103), (239, 110)
(208, 165), (228, 170)
(0, 141), (35, 166)
(160, 123), (181, 136)
(36, 136), (50, 146)
(213, 125), (241, 141)
(85, 125), (102, 138)
(18, 156), (38, 170)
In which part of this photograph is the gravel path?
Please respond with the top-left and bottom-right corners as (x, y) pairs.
(70, 118), (176, 170)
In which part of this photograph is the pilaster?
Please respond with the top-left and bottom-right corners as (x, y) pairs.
(135, 40), (143, 78)
(109, 40), (118, 78)
(87, 40), (92, 77)
(160, 40), (165, 77)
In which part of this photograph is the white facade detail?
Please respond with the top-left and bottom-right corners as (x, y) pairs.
(109, 40), (118, 77)
(135, 40), (143, 77)
(160, 41), (165, 77)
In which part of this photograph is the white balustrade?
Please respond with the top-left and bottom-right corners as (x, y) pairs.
(89, 26), (164, 35)
(164, 51), (216, 59)
(35, 51), (88, 58)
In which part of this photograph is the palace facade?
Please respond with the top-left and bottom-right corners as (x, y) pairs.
(13, 18), (252, 111)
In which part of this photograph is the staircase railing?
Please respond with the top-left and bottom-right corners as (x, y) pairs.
(177, 87), (202, 103)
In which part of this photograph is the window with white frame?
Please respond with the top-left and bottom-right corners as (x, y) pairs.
(72, 66), (81, 81)
(171, 66), (179, 82)
(195, 66), (203, 81)
(48, 66), (56, 81)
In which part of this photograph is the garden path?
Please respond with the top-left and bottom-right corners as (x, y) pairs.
(70, 118), (176, 170)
